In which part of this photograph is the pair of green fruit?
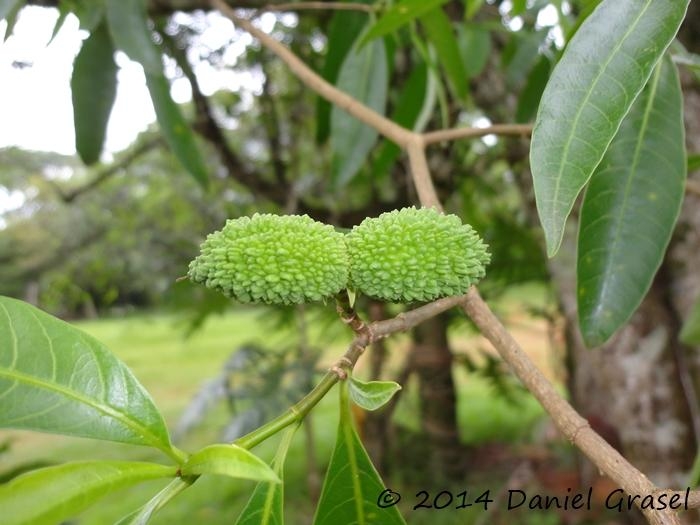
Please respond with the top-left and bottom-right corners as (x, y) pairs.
(188, 207), (490, 305)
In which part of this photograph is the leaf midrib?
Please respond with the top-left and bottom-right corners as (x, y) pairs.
(549, 0), (652, 242)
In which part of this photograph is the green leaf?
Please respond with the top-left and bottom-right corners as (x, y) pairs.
(456, 25), (491, 79)
(71, 20), (118, 165)
(0, 296), (176, 459)
(0, 460), (176, 525)
(420, 7), (467, 99)
(114, 478), (191, 525)
(516, 54), (551, 123)
(234, 423), (298, 525)
(313, 383), (406, 525)
(105, 0), (162, 75)
(181, 444), (279, 483)
(145, 73), (209, 188)
(315, 6), (370, 144)
(465, 0), (485, 20)
(577, 56), (685, 347)
(361, 0), (450, 45)
(688, 154), (700, 172)
(530, 0), (689, 257)
(48, 8), (69, 45)
(349, 376), (401, 411)
(331, 32), (388, 187)
(1, 0), (21, 41)
(681, 295), (700, 346)
(373, 60), (431, 177)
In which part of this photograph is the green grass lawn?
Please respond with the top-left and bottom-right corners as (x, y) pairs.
(1, 299), (550, 524)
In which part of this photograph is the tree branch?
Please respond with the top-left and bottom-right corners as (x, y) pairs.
(423, 123), (533, 145)
(260, 1), (376, 13)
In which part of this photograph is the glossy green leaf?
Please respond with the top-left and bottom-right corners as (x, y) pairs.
(71, 20), (118, 165)
(577, 56), (685, 347)
(234, 424), (298, 525)
(421, 7), (467, 99)
(105, 0), (162, 75)
(313, 383), (406, 525)
(361, 0), (449, 45)
(145, 73), (209, 188)
(115, 478), (191, 525)
(315, 6), (370, 144)
(681, 295), (700, 346)
(530, 0), (689, 257)
(456, 25), (491, 79)
(0, 460), (176, 525)
(349, 376), (401, 411)
(181, 444), (279, 483)
(330, 33), (387, 187)
(0, 296), (176, 458)
(373, 61), (432, 177)
(516, 54), (551, 123)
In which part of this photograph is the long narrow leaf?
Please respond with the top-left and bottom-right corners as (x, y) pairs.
(0, 296), (176, 458)
(105, 0), (162, 75)
(71, 20), (118, 165)
(530, 0), (689, 256)
(181, 444), (279, 482)
(361, 0), (449, 45)
(577, 56), (685, 347)
(0, 461), (176, 525)
(420, 7), (467, 100)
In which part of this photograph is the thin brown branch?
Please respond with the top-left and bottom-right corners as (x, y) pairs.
(406, 136), (443, 210)
(211, 0), (412, 149)
(53, 136), (163, 203)
(422, 123), (533, 145)
(260, 1), (375, 12)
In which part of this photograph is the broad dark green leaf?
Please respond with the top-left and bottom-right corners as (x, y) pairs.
(421, 7), (467, 99)
(71, 20), (118, 165)
(234, 424), (298, 525)
(115, 478), (191, 525)
(530, 0), (689, 257)
(681, 296), (700, 346)
(70, 0), (105, 32)
(373, 61), (431, 177)
(0, 460), (176, 525)
(361, 0), (450, 45)
(331, 33), (387, 187)
(516, 55), (551, 123)
(456, 25), (491, 79)
(349, 377), (401, 411)
(145, 73), (209, 188)
(313, 384), (406, 525)
(315, 5), (370, 144)
(0, 296), (176, 458)
(181, 444), (279, 482)
(577, 56), (685, 347)
(105, 0), (162, 75)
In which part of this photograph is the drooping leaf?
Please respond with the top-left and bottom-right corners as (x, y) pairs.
(114, 478), (191, 525)
(349, 376), (401, 411)
(1, 0), (21, 41)
(48, 8), (69, 45)
(373, 60), (432, 177)
(313, 383), (406, 525)
(330, 32), (388, 187)
(315, 5), (370, 144)
(181, 444), (279, 483)
(577, 56), (685, 347)
(0, 296), (176, 458)
(530, 0), (689, 257)
(516, 54), (551, 123)
(681, 295), (700, 346)
(0, 461), (176, 525)
(145, 73), (209, 188)
(105, 0), (162, 75)
(420, 7), (467, 99)
(456, 25), (491, 79)
(234, 423), (298, 525)
(361, 0), (450, 45)
(71, 20), (118, 165)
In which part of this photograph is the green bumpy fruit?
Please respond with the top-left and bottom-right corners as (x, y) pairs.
(347, 207), (490, 302)
(188, 214), (348, 305)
